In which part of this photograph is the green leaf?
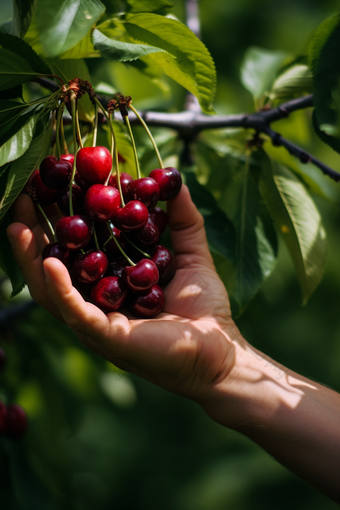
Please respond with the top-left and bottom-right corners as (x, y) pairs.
(0, 32), (50, 75)
(312, 109), (340, 155)
(60, 32), (100, 59)
(269, 64), (312, 101)
(240, 46), (287, 105)
(126, 0), (174, 15)
(35, 0), (106, 58)
(124, 13), (216, 113)
(0, 114), (38, 166)
(258, 155), (326, 304)
(0, 211), (26, 296)
(92, 28), (165, 61)
(309, 13), (340, 71)
(12, 0), (37, 39)
(0, 48), (38, 91)
(0, 130), (46, 226)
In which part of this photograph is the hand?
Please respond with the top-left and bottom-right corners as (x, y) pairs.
(6, 187), (243, 405)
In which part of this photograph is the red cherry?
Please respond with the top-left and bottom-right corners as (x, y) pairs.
(107, 258), (129, 277)
(126, 177), (159, 210)
(61, 153), (75, 166)
(150, 245), (175, 284)
(109, 172), (133, 201)
(0, 401), (8, 434)
(0, 348), (6, 371)
(76, 147), (112, 185)
(91, 277), (128, 313)
(39, 156), (72, 190)
(42, 242), (71, 268)
(57, 185), (84, 216)
(55, 215), (92, 250)
(6, 404), (28, 439)
(29, 171), (59, 205)
(129, 285), (164, 318)
(122, 259), (159, 291)
(134, 217), (160, 247)
(72, 250), (108, 285)
(112, 201), (148, 232)
(149, 167), (182, 201)
(98, 225), (127, 258)
(74, 172), (91, 193)
(84, 184), (121, 222)
(149, 207), (168, 235)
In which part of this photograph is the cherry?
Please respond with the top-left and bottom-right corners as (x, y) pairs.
(0, 401), (8, 434)
(107, 258), (129, 278)
(0, 348), (6, 371)
(99, 226), (127, 258)
(61, 153), (75, 166)
(150, 245), (175, 284)
(39, 156), (72, 190)
(109, 172), (133, 201)
(91, 277), (127, 313)
(55, 215), (92, 250)
(84, 184), (120, 223)
(134, 217), (159, 247)
(76, 147), (112, 185)
(42, 242), (71, 269)
(149, 207), (168, 235)
(149, 167), (182, 201)
(126, 177), (159, 210)
(122, 259), (159, 291)
(74, 172), (91, 193)
(57, 185), (84, 216)
(72, 250), (108, 285)
(129, 285), (164, 318)
(29, 171), (59, 205)
(112, 201), (148, 232)
(6, 404), (28, 439)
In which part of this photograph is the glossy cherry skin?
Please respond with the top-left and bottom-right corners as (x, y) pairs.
(129, 285), (164, 318)
(57, 185), (84, 216)
(112, 201), (149, 232)
(135, 217), (159, 247)
(76, 147), (112, 185)
(40, 156), (73, 190)
(91, 277), (127, 313)
(61, 153), (75, 166)
(29, 171), (59, 205)
(109, 172), (133, 201)
(122, 259), (159, 291)
(6, 404), (28, 439)
(74, 172), (91, 193)
(149, 207), (168, 235)
(55, 215), (92, 250)
(0, 348), (6, 371)
(84, 184), (120, 223)
(0, 401), (8, 434)
(150, 245), (175, 284)
(126, 177), (159, 210)
(42, 242), (71, 269)
(72, 250), (108, 285)
(149, 167), (182, 201)
(107, 258), (129, 278)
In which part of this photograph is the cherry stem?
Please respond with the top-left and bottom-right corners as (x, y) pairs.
(36, 203), (57, 242)
(93, 102), (98, 147)
(51, 110), (56, 157)
(55, 104), (63, 160)
(105, 222), (135, 266)
(124, 114), (141, 179)
(92, 222), (100, 251)
(121, 233), (151, 259)
(128, 104), (164, 169)
(69, 92), (78, 216)
(75, 109), (83, 149)
(60, 107), (68, 154)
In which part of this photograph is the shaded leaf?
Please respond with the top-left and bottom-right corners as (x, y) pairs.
(0, 32), (50, 75)
(60, 32), (100, 59)
(12, 0), (37, 39)
(0, 114), (38, 166)
(309, 13), (339, 71)
(269, 64), (312, 101)
(0, 48), (38, 91)
(126, 0), (174, 15)
(0, 212), (26, 296)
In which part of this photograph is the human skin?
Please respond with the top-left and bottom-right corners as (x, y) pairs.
(6, 188), (340, 503)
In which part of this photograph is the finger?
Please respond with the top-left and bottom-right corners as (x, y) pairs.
(167, 185), (213, 264)
(6, 222), (63, 321)
(12, 194), (50, 252)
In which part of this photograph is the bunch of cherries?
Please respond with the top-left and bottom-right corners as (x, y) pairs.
(26, 87), (181, 318)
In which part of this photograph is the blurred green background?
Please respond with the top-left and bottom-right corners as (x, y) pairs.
(1, 0), (340, 508)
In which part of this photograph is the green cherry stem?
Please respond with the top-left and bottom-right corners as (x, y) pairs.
(69, 92), (78, 216)
(75, 109), (83, 149)
(60, 107), (68, 154)
(105, 222), (135, 266)
(55, 104), (64, 160)
(93, 102), (98, 148)
(128, 104), (164, 169)
(92, 222), (100, 251)
(121, 232), (151, 259)
(124, 114), (141, 179)
(36, 203), (57, 242)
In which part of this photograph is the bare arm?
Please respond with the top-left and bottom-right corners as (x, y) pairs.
(6, 187), (340, 502)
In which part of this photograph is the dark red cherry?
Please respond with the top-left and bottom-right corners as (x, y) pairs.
(112, 201), (148, 232)
(42, 242), (71, 268)
(39, 156), (72, 190)
(107, 258), (129, 278)
(102, 227), (127, 258)
(29, 171), (59, 205)
(0, 401), (8, 434)
(84, 184), (120, 222)
(57, 185), (84, 216)
(74, 172), (91, 193)
(91, 277), (127, 313)
(135, 217), (159, 247)
(126, 177), (159, 210)
(109, 172), (133, 200)
(129, 285), (164, 318)
(72, 250), (108, 285)
(6, 404), (28, 439)
(149, 207), (168, 235)
(61, 153), (75, 166)
(55, 215), (92, 250)
(150, 245), (175, 284)
(122, 259), (159, 291)
(0, 348), (6, 371)
(76, 147), (112, 185)
(149, 167), (182, 201)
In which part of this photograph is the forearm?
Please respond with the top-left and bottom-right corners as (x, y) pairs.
(202, 340), (340, 502)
